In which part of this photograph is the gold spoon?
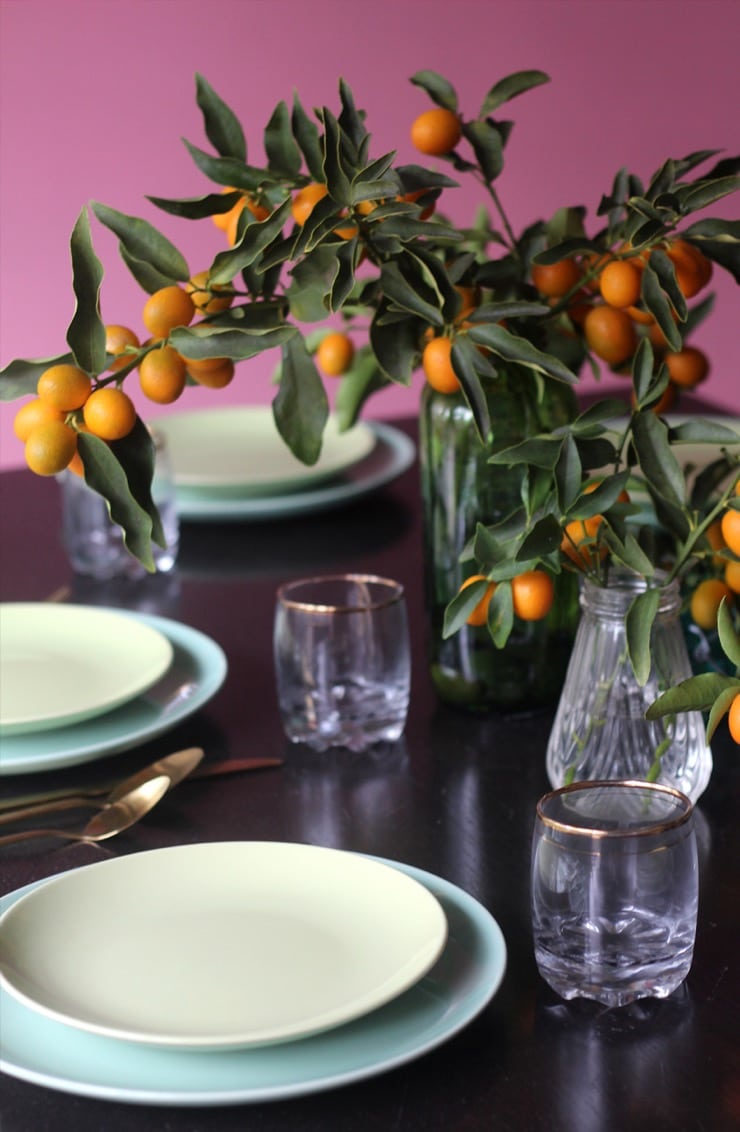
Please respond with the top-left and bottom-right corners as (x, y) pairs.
(0, 747), (204, 826)
(0, 774), (170, 847)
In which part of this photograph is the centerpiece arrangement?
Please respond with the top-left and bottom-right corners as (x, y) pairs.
(2, 68), (739, 771)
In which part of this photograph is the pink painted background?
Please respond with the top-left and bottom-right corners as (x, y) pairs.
(1, 0), (738, 471)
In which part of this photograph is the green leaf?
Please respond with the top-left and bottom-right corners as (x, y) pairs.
(170, 324), (295, 361)
(76, 427), (156, 571)
(380, 260), (443, 324)
(630, 337), (655, 404)
(368, 302), (418, 384)
(479, 70), (549, 115)
(554, 434), (582, 511)
(462, 120), (503, 183)
(669, 419), (740, 447)
(0, 353), (74, 399)
(91, 202), (189, 282)
(272, 334), (329, 464)
(646, 671), (740, 718)
(337, 78), (367, 150)
(603, 530), (656, 578)
(519, 514), (563, 559)
(327, 239), (357, 311)
(195, 73), (246, 161)
(180, 140), (275, 192)
(450, 337), (491, 441)
(209, 198), (292, 280)
(717, 597), (740, 669)
(641, 258), (685, 348)
(706, 685), (740, 742)
(466, 323), (578, 385)
(395, 163), (459, 193)
(632, 410), (686, 508)
(291, 92), (324, 182)
(488, 435), (562, 470)
(66, 208), (106, 375)
(110, 418), (166, 547)
(146, 190), (242, 220)
(287, 244), (337, 322)
(320, 108), (352, 204)
(409, 70), (458, 112)
(679, 174), (740, 213)
(488, 581), (514, 648)
(264, 99), (303, 179)
(335, 351), (391, 429)
(442, 578), (489, 638)
(119, 245), (177, 294)
(626, 587), (661, 687)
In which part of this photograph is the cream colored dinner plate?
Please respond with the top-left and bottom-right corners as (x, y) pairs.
(0, 842), (448, 1050)
(153, 407), (376, 494)
(0, 604), (173, 737)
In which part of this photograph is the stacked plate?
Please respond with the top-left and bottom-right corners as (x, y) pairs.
(152, 408), (416, 522)
(0, 603), (227, 775)
(0, 841), (507, 1105)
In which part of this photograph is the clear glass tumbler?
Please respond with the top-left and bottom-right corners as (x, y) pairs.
(273, 574), (411, 753)
(59, 430), (179, 580)
(531, 780), (698, 1008)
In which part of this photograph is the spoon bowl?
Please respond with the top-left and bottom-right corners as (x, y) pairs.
(0, 775), (171, 847)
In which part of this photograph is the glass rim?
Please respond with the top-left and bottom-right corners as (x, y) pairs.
(536, 779), (694, 839)
(276, 573), (405, 614)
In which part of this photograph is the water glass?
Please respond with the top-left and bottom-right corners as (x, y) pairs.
(531, 780), (698, 1008)
(273, 574), (411, 753)
(59, 431), (179, 580)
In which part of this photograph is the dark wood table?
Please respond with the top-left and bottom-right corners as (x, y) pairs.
(1, 417), (738, 1132)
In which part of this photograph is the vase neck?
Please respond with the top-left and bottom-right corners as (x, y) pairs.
(580, 572), (680, 620)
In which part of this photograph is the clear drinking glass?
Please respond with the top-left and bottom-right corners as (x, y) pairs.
(273, 574), (411, 753)
(531, 780), (698, 1008)
(59, 430), (179, 580)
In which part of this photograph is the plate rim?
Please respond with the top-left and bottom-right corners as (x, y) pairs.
(0, 850), (507, 1106)
(0, 611), (227, 776)
(0, 842), (449, 1050)
(0, 603), (174, 736)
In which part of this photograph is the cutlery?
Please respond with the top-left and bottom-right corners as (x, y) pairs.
(0, 775), (171, 847)
(0, 756), (283, 816)
(0, 747), (205, 826)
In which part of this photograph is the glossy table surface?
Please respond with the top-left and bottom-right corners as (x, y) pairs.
(0, 416), (738, 1132)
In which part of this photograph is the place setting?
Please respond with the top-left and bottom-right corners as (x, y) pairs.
(0, 838), (507, 1105)
(0, 601), (228, 776)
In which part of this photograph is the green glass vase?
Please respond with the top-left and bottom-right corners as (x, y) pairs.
(419, 366), (580, 713)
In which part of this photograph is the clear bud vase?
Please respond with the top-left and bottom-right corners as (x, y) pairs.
(545, 570), (712, 803)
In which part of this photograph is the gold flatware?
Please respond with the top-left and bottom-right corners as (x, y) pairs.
(0, 747), (204, 826)
(0, 775), (171, 847)
(0, 756), (283, 817)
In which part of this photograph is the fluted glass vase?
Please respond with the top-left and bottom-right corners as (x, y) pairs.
(545, 571), (712, 802)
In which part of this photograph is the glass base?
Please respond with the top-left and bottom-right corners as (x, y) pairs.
(535, 946), (692, 1008)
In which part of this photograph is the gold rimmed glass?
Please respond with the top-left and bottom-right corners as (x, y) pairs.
(273, 574), (410, 753)
(531, 780), (698, 1007)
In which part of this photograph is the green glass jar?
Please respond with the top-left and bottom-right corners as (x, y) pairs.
(419, 365), (580, 713)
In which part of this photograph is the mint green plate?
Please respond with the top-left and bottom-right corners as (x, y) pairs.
(171, 421), (416, 522)
(154, 407), (375, 494)
(0, 612), (227, 775)
(0, 604), (173, 737)
(0, 852), (506, 1106)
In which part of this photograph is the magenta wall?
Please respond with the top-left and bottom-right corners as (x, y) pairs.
(1, 0), (738, 470)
